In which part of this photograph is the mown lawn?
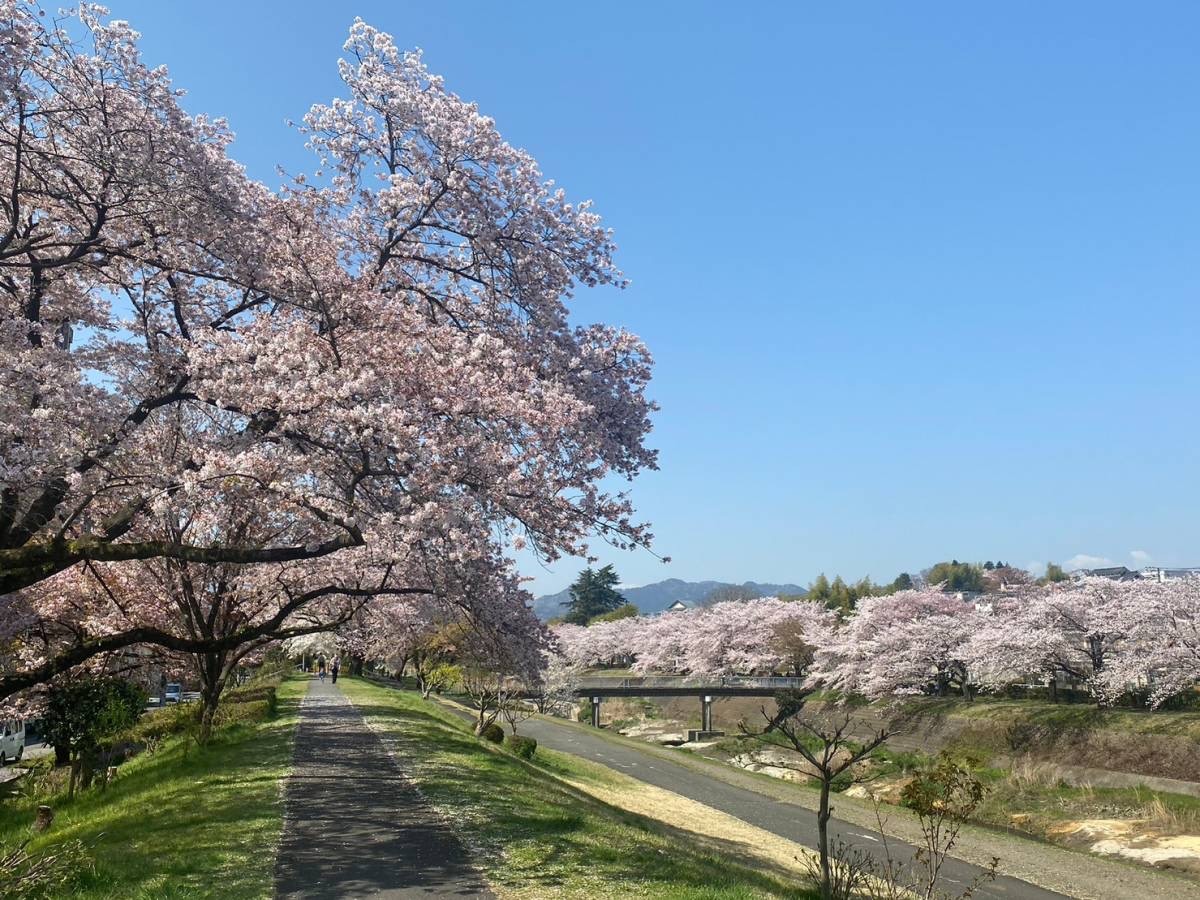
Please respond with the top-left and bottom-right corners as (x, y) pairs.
(339, 677), (818, 900)
(0, 676), (305, 899)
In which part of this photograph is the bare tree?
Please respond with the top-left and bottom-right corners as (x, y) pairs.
(499, 697), (537, 735)
(742, 705), (893, 900)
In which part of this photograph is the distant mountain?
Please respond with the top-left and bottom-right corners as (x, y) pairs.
(532, 578), (807, 621)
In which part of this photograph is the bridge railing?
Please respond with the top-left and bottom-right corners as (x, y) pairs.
(574, 675), (807, 690)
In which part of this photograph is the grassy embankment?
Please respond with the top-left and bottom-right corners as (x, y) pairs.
(925, 698), (1200, 843)
(0, 675), (305, 899)
(339, 676), (819, 900)
(687, 694), (1200, 858)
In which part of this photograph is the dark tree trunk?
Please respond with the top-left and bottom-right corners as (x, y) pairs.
(817, 779), (833, 900)
(196, 650), (231, 744)
(350, 654), (364, 676)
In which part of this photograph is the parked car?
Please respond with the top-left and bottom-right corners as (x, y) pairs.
(164, 683), (183, 704)
(0, 719), (24, 765)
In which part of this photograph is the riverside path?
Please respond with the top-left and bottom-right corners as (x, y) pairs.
(274, 679), (492, 899)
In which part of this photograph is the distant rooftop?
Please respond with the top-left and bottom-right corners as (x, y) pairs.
(1073, 565), (1200, 582)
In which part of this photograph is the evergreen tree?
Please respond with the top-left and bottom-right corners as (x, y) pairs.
(562, 565), (625, 625)
(807, 574), (832, 605)
(925, 560), (986, 593)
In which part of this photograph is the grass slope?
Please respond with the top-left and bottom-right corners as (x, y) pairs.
(339, 677), (817, 900)
(0, 676), (305, 899)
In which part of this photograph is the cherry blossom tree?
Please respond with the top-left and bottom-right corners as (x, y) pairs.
(1087, 577), (1200, 708)
(1, 4), (657, 703)
(818, 590), (978, 699)
(551, 597), (836, 679)
(966, 580), (1137, 705)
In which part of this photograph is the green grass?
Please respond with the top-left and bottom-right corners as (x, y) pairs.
(340, 677), (819, 899)
(901, 695), (1200, 741)
(0, 676), (305, 899)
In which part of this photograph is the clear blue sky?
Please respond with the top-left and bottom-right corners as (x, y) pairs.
(118, 1), (1200, 595)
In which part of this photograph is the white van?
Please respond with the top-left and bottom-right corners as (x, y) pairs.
(0, 719), (25, 765)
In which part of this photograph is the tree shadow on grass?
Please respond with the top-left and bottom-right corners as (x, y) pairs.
(343, 682), (820, 899)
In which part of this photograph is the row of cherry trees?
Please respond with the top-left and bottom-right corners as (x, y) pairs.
(552, 578), (1200, 708)
(0, 3), (653, 714)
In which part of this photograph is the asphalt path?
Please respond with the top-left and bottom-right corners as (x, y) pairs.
(275, 679), (492, 899)
(515, 713), (1067, 900)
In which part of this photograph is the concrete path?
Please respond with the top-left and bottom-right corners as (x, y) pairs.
(274, 679), (493, 899)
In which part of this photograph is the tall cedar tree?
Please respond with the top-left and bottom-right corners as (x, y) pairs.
(562, 565), (625, 625)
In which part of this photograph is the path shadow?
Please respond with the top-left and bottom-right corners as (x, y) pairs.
(274, 680), (492, 899)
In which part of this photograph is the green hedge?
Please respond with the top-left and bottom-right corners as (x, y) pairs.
(479, 722), (505, 743)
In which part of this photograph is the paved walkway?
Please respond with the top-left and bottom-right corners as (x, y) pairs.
(274, 679), (492, 899)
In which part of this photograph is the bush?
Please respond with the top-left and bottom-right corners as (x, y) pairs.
(507, 734), (537, 760)
(479, 722), (505, 744)
(119, 703), (196, 746)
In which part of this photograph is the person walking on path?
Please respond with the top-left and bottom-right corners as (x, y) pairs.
(330, 659), (340, 684)
(318, 658), (326, 683)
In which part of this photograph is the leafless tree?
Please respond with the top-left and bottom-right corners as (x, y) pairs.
(742, 704), (893, 900)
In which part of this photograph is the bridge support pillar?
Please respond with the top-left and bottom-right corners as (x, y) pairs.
(591, 696), (602, 728)
(687, 695), (724, 742)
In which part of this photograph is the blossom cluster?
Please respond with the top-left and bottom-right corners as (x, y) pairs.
(0, 2), (651, 706)
(551, 579), (1200, 708)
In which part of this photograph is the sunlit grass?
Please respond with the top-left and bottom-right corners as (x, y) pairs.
(0, 676), (304, 899)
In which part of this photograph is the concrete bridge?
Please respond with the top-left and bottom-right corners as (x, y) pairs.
(572, 675), (805, 734)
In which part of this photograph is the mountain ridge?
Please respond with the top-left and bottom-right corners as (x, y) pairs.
(531, 577), (807, 621)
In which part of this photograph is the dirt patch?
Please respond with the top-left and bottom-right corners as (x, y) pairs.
(616, 720), (685, 745)
(1049, 820), (1200, 874)
(844, 775), (913, 806)
(728, 748), (812, 782)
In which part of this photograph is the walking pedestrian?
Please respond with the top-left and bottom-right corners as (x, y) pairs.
(318, 658), (326, 683)
(331, 659), (340, 684)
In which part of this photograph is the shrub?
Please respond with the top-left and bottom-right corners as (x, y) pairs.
(119, 703), (196, 746)
(480, 722), (505, 743)
(507, 734), (537, 760)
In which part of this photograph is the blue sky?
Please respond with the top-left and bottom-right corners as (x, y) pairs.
(118, 2), (1200, 595)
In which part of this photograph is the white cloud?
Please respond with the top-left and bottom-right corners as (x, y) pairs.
(1130, 550), (1153, 564)
(1064, 553), (1114, 571)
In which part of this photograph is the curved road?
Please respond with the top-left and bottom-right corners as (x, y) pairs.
(514, 713), (1067, 900)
